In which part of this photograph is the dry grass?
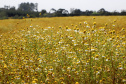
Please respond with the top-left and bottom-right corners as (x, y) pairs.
(0, 16), (126, 34)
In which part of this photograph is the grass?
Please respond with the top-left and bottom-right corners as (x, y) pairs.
(0, 16), (126, 33)
(0, 16), (126, 84)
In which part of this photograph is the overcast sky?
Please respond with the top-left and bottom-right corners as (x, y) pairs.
(0, 0), (126, 12)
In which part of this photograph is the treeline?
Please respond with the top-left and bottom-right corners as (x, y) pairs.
(0, 2), (126, 19)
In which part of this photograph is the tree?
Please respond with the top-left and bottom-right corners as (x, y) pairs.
(121, 10), (126, 15)
(9, 6), (16, 11)
(56, 8), (65, 16)
(41, 9), (47, 15)
(6, 6), (16, 17)
(70, 8), (75, 14)
(74, 9), (82, 15)
(49, 8), (56, 14)
(112, 10), (119, 15)
(92, 11), (99, 15)
(18, 2), (36, 12)
(98, 8), (106, 15)
(70, 8), (82, 16)
(62, 10), (69, 16)
(48, 8), (57, 17)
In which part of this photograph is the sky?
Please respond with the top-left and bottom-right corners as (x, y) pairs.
(0, 0), (126, 12)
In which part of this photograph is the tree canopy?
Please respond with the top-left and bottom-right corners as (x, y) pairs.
(18, 2), (37, 12)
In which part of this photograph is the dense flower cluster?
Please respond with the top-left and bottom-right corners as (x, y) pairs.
(0, 18), (126, 84)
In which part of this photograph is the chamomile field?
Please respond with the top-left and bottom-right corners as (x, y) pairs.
(0, 16), (126, 84)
